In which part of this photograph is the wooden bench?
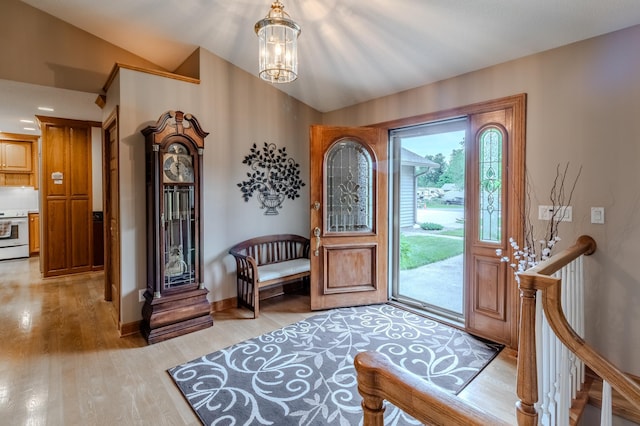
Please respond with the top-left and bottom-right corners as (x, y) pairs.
(228, 234), (310, 318)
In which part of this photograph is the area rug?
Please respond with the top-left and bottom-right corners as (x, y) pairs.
(168, 304), (502, 426)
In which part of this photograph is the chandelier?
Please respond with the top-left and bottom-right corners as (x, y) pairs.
(254, 1), (301, 83)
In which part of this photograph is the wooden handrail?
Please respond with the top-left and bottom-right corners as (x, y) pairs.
(523, 235), (597, 278)
(354, 351), (509, 426)
(516, 235), (640, 425)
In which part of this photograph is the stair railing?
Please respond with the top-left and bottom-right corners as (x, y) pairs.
(354, 350), (510, 425)
(516, 235), (640, 425)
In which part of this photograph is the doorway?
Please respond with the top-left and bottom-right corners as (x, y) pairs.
(384, 94), (526, 347)
(102, 107), (121, 329)
(390, 118), (467, 322)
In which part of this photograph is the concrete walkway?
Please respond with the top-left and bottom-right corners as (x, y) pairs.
(398, 254), (464, 314)
(398, 207), (465, 314)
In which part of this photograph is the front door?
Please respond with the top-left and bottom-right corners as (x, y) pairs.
(382, 94), (526, 348)
(464, 101), (526, 348)
(309, 126), (388, 311)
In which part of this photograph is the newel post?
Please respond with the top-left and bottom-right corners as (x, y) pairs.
(516, 273), (539, 426)
(354, 352), (386, 426)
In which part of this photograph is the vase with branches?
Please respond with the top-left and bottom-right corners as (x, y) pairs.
(237, 142), (305, 215)
(497, 163), (582, 279)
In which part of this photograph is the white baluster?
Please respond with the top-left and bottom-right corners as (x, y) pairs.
(537, 256), (587, 426)
(601, 380), (613, 426)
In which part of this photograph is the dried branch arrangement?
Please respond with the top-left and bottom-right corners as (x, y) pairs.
(498, 163), (582, 276)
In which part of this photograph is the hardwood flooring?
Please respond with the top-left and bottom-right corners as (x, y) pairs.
(0, 256), (517, 425)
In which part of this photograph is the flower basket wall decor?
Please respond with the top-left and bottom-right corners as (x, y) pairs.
(237, 142), (305, 215)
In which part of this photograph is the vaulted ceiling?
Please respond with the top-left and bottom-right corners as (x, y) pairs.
(15, 0), (640, 113)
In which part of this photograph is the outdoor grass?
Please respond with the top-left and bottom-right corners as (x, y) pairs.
(422, 199), (464, 209)
(400, 234), (463, 270)
(438, 229), (464, 237)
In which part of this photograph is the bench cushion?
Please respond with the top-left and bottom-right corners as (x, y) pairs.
(257, 259), (310, 283)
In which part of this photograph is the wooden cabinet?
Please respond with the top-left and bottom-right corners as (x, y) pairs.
(1, 141), (32, 172)
(29, 212), (40, 255)
(37, 117), (99, 277)
(0, 133), (39, 188)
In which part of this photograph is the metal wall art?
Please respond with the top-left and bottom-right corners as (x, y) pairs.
(237, 142), (305, 215)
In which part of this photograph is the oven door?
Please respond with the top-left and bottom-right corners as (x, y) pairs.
(0, 218), (28, 248)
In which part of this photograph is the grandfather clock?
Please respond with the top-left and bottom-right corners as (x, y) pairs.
(140, 110), (213, 344)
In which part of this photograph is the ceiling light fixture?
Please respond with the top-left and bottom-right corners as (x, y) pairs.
(254, 0), (301, 84)
(38, 106), (54, 112)
(20, 119), (34, 123)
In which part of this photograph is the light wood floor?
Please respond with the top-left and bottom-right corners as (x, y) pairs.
(0, 256), (518, 425)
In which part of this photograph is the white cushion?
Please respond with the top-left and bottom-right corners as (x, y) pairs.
(257, 259), (310, 282)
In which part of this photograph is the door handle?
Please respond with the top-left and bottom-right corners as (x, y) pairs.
(313, 227), (321, 256)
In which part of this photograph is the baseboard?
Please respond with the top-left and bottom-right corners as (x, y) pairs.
(210, 282), (308, 314)
(211, 297), (237, 312)
(120, 320), (141, 337)
(119, 298), (238, 335)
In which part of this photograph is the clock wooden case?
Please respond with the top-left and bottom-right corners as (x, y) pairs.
(140, 110), (213, 344)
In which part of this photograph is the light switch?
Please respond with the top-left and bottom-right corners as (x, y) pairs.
(591, 207), (605, 224)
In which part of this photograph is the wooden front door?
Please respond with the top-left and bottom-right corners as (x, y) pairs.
(464, 98), (526, 348)
(103, 108), (121, 326)
(38, 116), (100, 278)
(309, 125), (388, 311)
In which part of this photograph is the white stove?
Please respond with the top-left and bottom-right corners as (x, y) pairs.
(0, 209), (30, 260)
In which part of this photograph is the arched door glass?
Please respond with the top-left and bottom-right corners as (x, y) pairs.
(326, 140), (373, 233)
(478, 127), (503, 242)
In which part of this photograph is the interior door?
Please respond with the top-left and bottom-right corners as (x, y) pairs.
(309, 125), (388, 311)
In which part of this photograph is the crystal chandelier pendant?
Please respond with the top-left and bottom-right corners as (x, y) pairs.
(254, 1), (301, 83)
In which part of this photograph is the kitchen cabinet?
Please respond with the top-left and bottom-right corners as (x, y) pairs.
(29, 212), (40, 255)
(0, 133), (39, 188)
(1, 141), (32, 172)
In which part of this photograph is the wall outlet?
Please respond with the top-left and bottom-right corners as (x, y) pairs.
(538, 205), (572, 222)
(138, 289), (146, 302)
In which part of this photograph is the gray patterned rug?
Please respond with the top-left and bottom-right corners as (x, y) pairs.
(168, 304), (502, 426)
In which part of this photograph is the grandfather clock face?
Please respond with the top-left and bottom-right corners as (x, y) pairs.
(163, 143), (194, 183)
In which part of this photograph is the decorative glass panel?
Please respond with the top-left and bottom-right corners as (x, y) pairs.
(163, 186), (196, 288)
(479, 128), (503, 242)
(326, 140), (373, 232)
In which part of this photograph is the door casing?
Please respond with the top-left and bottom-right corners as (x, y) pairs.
(102, 107), (121, 329)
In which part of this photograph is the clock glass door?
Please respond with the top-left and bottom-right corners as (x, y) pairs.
(163, 185), (195, 288)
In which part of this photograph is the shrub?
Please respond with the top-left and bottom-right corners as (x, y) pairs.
(420, 222), (444, 231)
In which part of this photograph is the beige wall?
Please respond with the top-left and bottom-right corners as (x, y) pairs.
(0, 0), (166, 94)
(107, 49), (321, 324)
(324, 25), (640, 379)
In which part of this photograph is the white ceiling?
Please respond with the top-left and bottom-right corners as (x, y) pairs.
(5, 0), (640, 136)
(0, 79), (102, 135)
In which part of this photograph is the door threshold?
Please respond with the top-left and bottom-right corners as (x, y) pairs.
(388, 299), (465, 331)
